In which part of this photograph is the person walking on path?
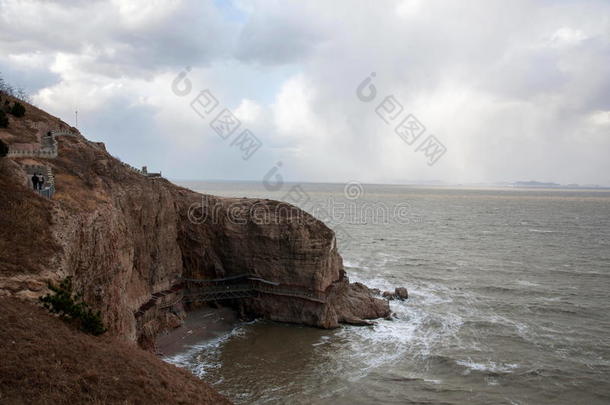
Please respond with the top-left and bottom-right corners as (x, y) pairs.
(38, 173), (45, 190)
(31, 173), (39, 190)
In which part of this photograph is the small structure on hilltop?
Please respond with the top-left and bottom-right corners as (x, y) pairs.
(120, 163), (163, 178)
(141, 166), (162, 178)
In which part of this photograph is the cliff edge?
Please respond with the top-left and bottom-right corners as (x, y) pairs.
(0, 96), (390, 350)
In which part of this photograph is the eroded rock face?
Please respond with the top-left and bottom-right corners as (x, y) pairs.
(329, 281), (391, 326)
(0, 113), (391, 347)
(177, 194), (390, 329)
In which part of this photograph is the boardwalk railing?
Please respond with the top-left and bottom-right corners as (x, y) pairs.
(135, 274), (327, 318)
(135, 282), (185, 318)
(182, 274), (327, 304)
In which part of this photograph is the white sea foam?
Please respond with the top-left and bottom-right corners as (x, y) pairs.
(516, 280), (540, 287)
(348, 250), (399, 270)
(312, 335), (331, 347)
(328, 275), (466, 383)
(342, 259), (358, 268)
(528, 228), (555, 233)
(456, 358), (519, 373)
(163, 321), (254, 377)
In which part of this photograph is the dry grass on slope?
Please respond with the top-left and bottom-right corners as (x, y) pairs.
(0, 297), (232, 405)
(0, 159), (58, 277)
(0, 92), (69, 145)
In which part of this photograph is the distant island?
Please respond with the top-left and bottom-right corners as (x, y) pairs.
(381, 180), (609, 189)
(512, 181), (607, 189)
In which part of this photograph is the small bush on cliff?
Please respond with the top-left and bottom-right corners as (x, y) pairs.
(9, 101), (25, 117)
(1, 72), (31, 103)
(0, 110), (7, 128)
(39, 276), (107, 336)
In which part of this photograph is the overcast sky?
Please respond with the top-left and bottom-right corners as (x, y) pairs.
(1, 0), (609, 185)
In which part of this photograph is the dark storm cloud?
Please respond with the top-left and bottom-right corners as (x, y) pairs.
(234, 5), (327, 65)
(0, 0), (239, 77)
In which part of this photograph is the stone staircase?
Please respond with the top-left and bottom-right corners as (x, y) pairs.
(9, 128), (77, 198)
(6, 128), (77, 159)
(23, 164), (55, 198)
(8, 127), (160, 199)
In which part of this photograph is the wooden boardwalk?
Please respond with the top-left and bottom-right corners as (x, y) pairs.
(135, 274), (327, 318)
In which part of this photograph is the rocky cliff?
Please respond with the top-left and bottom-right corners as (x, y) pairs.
(0, 99), (390, 349)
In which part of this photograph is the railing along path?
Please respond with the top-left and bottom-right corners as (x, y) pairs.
(135, 274), (327, 318)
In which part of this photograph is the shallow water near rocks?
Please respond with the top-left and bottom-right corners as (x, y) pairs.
(166, 182), (610, 404)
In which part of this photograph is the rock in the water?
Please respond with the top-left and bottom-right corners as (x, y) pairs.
(327, 282), (390, 326)
(382, 291), (394, 300)
(394, 287), (408, 300)
(381, 287), (409, 301)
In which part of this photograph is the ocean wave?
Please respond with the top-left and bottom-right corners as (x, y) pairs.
(342, 259), (358, 268)
(456, 358), (519, 373)
(475, 285), (517, 294)
(516, 280), (541, 287)
(163, 320), (255, 378)
(331, 291), (465, 380)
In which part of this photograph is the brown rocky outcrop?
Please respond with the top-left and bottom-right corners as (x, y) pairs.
(382, 287), (409, 301)
(177, 194), (390, 329)
(0, 98), (390, 350)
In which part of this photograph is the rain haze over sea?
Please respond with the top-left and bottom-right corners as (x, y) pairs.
(166, 181), (610, 405)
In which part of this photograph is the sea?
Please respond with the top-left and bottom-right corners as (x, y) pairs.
(165, 181), (610, 405)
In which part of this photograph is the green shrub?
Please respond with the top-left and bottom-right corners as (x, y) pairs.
(0, 110), (7, 128)
(39, 276), (107, 336)
(0, 139), (7, 157)
(10, 101), (25, 117)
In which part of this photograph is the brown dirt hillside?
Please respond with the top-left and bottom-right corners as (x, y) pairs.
(0, 158), (58, 277)
(0, 297), (231, 405)
(0, 92), (72, 145)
